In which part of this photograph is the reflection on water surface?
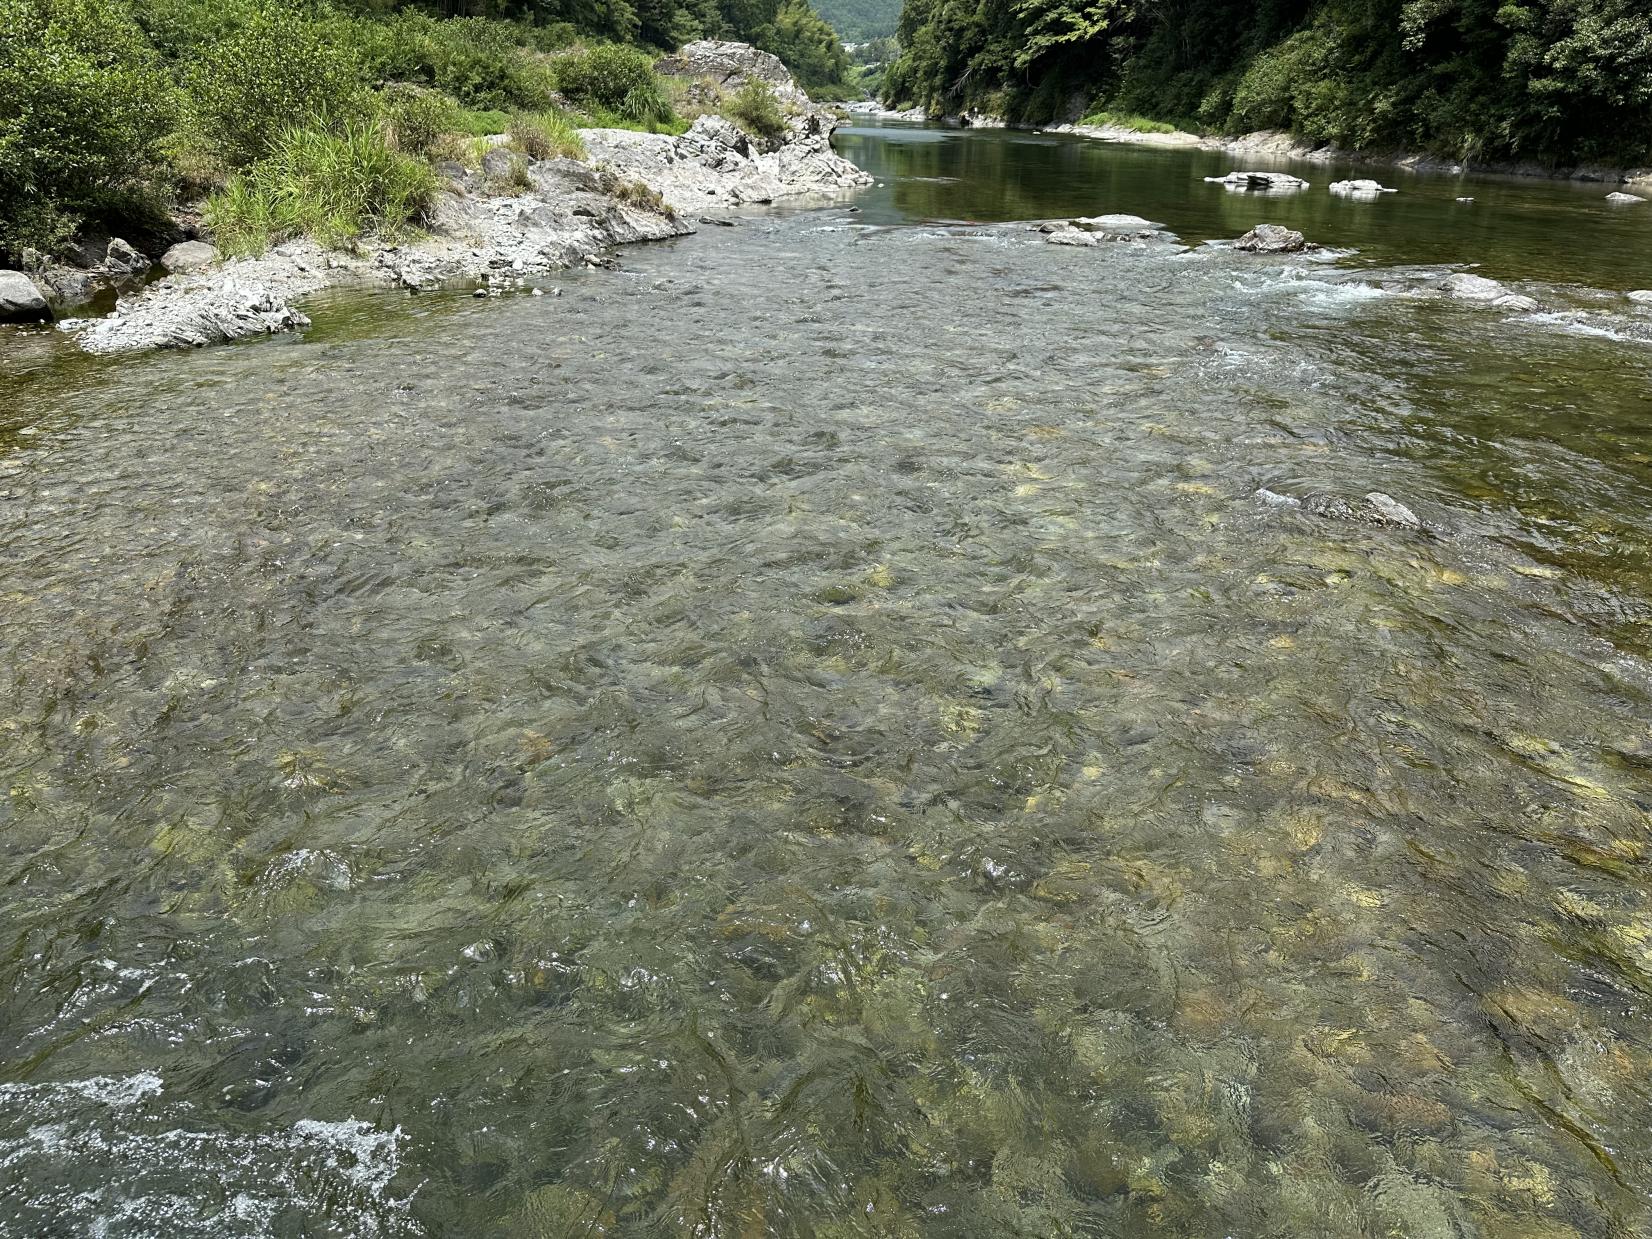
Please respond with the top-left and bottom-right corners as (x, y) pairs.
(2, 126), (1652, 1237)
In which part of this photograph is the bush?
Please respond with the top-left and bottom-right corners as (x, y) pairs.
(507, 110), (587, 161)
(723, 78), (787, 142)
(0, 0), (178, 260)
(377, 82), (461, 156)
(553, 45), (676, 129)
(187, 6), (365, 166)
(205, 120), (439, 255)
(355, 12), (556, 112)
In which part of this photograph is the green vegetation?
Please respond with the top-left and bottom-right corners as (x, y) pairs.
(0, 0), (178, 258)
(205, 121), (440, 255)
(1077, 110), (1177, 135)
(507, 109), (588, 161)
(0, 0), (852, 263)
(886, 0), (1652, 165)
(724, 79), (788, 141)
(812, 0), (899, 43)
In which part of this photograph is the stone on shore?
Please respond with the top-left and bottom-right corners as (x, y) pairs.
(0, 270), (50, 322)
(78, 283), (309, 354)
(104, 237), (151, 276)
(161, 241), (220, 273)
(1233, 224), (1306, 253)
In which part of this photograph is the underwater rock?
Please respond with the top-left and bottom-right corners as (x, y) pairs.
(1234, 224), (1307, 253)
(1256, 487), (1422, 529)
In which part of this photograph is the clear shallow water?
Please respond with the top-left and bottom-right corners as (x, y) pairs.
(4, 129), (1652, 1237)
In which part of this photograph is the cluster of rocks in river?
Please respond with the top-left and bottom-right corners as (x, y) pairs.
(1, 41), (869, 354)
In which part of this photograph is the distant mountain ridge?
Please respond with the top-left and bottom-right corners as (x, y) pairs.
(812, 0), (899, 43)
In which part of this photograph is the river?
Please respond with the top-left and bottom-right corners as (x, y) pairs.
(3, 121), (1652, 1237)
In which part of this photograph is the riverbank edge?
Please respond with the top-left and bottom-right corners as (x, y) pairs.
(926, 110), (1652, 187)
(10, 44), (873, 357)
(63, 106), (870, 356)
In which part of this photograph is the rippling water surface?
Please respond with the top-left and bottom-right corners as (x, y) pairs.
(4, 126), (1652, 1237)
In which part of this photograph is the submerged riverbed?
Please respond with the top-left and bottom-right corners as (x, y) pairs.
(4, 124), (1652, 1237)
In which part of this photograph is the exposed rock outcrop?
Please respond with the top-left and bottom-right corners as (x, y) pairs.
(655, 40), (807, 105)
(1043, 214), (1181, 247)
(1234, 224), (1307, 253)
(78, 282), (310, 354)
(582, 110), (869, 214)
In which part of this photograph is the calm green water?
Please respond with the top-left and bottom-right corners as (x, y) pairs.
(3, 126), (1652, 1237)
(836, 119), (1652, 289)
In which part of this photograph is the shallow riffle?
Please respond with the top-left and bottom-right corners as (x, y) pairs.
(3, 160), (1652, 1237)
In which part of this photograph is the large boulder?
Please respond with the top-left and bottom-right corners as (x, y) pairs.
(655, 40), (806, 105)
(1233, 224), (1306, 253)
(0, 270), (50, 322)
(161, 241), (220, 273)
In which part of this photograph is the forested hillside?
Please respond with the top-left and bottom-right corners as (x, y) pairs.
(0, 0), (849, 262)
(812, 0), (899, 42)
(884, 0), (1652, 165)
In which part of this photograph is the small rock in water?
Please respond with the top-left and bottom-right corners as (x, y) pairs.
(531, 287), (544, 296)
(1605, 191), (1645, 204)
(472, 288), (488, 298)
(1455, 196), (1475, 203)
(1234, 224), (1307, 253)
(1255, 487), (1301, 508)
(1330, 179), (1396, 196)
(1364, 491), (1420, 528)
(1440, 271), (1504, 300)
(1492, 293), (1539, 312)
(1628, 290), (1652, 304)
(1205, 171), (1310, 191)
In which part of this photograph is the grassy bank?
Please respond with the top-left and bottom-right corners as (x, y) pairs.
(0, 0), (847, 265)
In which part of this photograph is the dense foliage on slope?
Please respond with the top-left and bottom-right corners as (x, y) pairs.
(0, 0), (847, 261)
(812, 0), (900, 42)
(884, 0), (1652, 165)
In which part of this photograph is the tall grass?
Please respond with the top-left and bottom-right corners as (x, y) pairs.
(205, 121), (439, 255)
(507, 109), (586, 161)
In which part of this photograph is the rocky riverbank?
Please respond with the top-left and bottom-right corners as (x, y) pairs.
(1050, 120), (1652, 186)
(2, 41), (870, 357)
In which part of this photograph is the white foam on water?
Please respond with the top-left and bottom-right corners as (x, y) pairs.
(0, 1075), (422, 1236)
